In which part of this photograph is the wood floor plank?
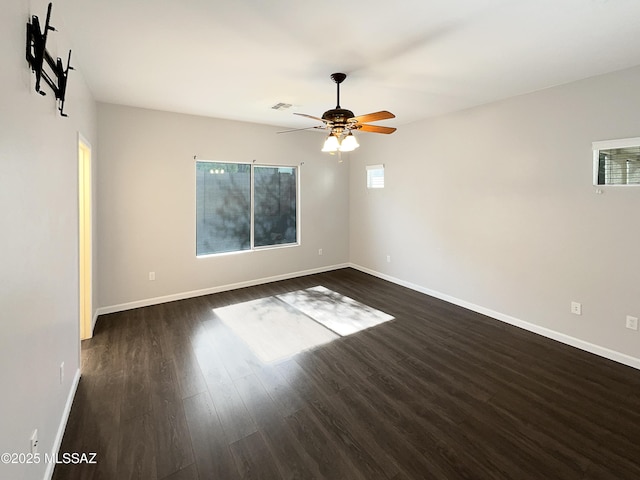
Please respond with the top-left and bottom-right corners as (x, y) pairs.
(459, 399), (591, 478)
(54, 267), (640, 480)
(274, 358), (330, 404)
(234, 373), (321, 479)
(315, 340), (376, 380)
(171, 341), (208, 400)
(159, 463), (199, 480)
(285, 406), (368, 480)
(149, 357), (194, 479)
(116, 413), (158, 480)
(232, 374), (280, 429)
(119, 309), (154, 421)
(206, 379), (258, 445)
(192, 336), (232, 387)
(205, 317), (257, 380)
(356, 372), (486, 479)
(183, 391), (241, 480)
(488, 379), (640, 477)
(278, 352), (398, 478)
(83, 369), (125, 477)
(308, 392), (399, 479)
(338, 384), (485, 480)
(354, 352), (542, 479)
(253, 364), (306, 417)
(402, 353), (494, 404)
(229, 431), (283, 480)
(294, 350), (349, 394)
(51, 379), (98, 480)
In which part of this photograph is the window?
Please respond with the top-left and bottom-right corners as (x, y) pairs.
(196, 161), (298, 256)
(367, 164), (385, 189)
(593, 137), (640, 186)
(254, 166), (297, 247)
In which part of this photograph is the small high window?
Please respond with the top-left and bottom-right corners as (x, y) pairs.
(593, 137), (640, 186)
(367, 164), (384, 189)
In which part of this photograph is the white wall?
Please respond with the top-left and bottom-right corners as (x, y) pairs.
(350, 65), (640, 364)
(0, 1), (97, 479)
(97, 103), (350, 310)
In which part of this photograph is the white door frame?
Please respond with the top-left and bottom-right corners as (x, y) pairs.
(78, 134), (93, 340)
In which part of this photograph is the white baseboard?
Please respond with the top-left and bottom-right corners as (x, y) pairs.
(350, 263), (640, 371)
(95, 263), (350, 319)
(44, 368), (81, 480)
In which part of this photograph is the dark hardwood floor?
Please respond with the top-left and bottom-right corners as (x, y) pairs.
(53, 268), (640, 479)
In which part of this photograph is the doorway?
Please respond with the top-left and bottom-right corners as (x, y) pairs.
(78, 137), (92, 340)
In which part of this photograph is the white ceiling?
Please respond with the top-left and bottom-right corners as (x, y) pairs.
(58, 0), (640, 131)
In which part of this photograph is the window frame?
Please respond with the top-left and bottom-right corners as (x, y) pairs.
(195, 160), (300, 257)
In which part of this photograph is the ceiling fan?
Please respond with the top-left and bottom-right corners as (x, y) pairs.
(285, 73), (397, 152)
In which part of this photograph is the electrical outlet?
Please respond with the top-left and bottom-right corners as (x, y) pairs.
(60, 362), (64, 384)
(570, 301), (582, 315)
(386, 255), (391, 263)
(626, 316), (638, 331)
(318, 248), (323, 256)
(149, 272), (156, 281)
(30, 429), (38, 455)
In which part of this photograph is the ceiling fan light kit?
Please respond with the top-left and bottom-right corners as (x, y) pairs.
(339, 132), (359, 152)
(321, 133), (341, 152)
(321, 131), (360, 153)
(290, 73), (397, 153)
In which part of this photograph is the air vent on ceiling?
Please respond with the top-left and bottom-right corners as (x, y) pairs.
(271, 102), (293, 111)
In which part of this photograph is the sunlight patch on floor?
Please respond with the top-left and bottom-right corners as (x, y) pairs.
(213, 286), (394, 363)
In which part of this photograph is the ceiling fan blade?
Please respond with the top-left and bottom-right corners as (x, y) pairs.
(358, 124), (397, 134)
(277, 126), (325, 134)
(294, 112), (327, 123)
(350, 110), (395, 124)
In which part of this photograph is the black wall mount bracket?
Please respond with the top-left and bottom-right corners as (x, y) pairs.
(26, 2), (73, 117)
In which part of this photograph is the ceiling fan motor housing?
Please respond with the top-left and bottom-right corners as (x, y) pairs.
(322, 108), (355, 123)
